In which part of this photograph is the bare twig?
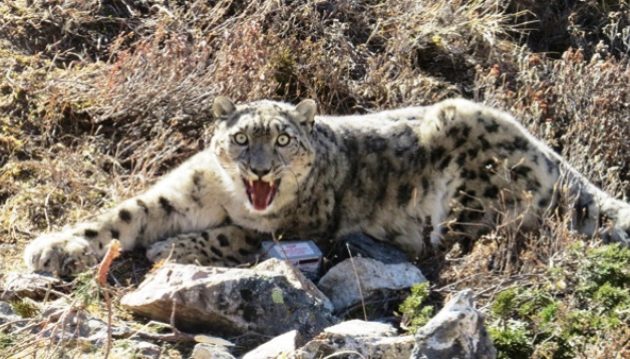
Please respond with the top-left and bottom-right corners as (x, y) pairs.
(96, 239), (122, 359)
(346, 243), (368, 321)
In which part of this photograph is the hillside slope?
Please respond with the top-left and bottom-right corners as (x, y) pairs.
(1, 1), (628, 357)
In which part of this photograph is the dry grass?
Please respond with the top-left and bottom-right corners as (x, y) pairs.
(479, 49), (630, 197)
(1, 0), (629, 357)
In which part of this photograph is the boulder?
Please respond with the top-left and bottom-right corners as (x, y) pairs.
(242, 329), (300, 359)
(191, 343), (236, 359)
(291, 290), (496, 359)
(293, 320), (415, 359)
(0, 272), (63, 301)
(411, 289), (496, 359)
(121, 261), (336, 339)
(317, 257), (427, 312)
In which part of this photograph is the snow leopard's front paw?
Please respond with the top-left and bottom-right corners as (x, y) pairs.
(24, 231), (99, 277)
(600, 206), (630, 246)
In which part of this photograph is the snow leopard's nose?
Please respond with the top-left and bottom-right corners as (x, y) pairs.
(249, 143), (273, 178)
(251, 167), (271, 178)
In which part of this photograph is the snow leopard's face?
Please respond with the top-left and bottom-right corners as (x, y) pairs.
(211, 97), (317, 214)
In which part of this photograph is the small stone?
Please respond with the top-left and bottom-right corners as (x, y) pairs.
(192, 343), (236, 359)
(0, 301), (20, 325)
(135, 341), (162, 358)
(112, 340), (162, 359)
(317, 257), (427, 312)
(0, 272), (63, 301)
(323, 320), (397, 337)
(242, 330), (299, 359)
(411, 289), (496, 359)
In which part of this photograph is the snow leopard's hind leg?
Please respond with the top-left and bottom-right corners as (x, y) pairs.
(428, 99), (630, 252)
(146, 225), (262, 266)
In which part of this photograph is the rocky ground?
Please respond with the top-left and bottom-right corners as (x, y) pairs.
(1, 1), (629, 358)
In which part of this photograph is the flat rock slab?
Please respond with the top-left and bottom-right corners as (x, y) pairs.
(121, 260), (336, 338)
(317, 257), (427, 312)
(293, 320), (415, 359)
(242, 329), (299, 359)
(1, 272), (63, 301)
(412, 289), (496, 359)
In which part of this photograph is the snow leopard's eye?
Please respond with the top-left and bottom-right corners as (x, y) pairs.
(276, 134), (290, 147)
(234, 133), (248, 145)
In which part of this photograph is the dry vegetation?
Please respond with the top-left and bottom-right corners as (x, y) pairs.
(1, 0), (629, 357)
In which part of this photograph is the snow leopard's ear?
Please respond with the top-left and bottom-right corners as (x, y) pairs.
(295, 99), (317, 129)
(213, 96), (236, 119)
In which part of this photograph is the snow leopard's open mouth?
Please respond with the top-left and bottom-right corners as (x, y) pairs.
(243, 178), (280, 210)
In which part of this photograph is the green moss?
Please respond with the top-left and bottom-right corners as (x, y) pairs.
(582, 243), (630, 289)
(491, 287), (519, 319)
(489, 323), (532, 359)
(9, 298), (39, 318)
(0, 332), (13, 350)
(399, 282), (434, 333)
(73, 270), (100, 309)
(592, 282), (630, 310)
(538, 301), (559, 324)
(487, 243), (630, 359)
(563, 309), (619, 336)
(518, 289), (555, 319)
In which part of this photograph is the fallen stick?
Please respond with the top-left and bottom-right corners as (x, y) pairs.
(96, 239), (121, 359)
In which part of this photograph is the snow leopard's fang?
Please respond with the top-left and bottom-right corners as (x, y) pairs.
(243, 178), (279, 210)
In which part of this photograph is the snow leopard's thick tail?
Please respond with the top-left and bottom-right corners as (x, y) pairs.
(555, 156), (630, 245)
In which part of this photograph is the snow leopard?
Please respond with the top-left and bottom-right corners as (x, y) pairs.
(24, 96), (630, 277)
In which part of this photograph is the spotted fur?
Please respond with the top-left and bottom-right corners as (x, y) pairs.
(24, 98), (630, 276)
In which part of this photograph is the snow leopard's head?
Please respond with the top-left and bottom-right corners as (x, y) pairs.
(210, 96), (317, 214)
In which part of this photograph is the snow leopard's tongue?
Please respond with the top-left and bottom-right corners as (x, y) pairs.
(247, 180), (276, 210)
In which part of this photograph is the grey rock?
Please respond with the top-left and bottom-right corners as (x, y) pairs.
(0, 301), (20, 325)
(324, 320), (398, 337)
(293, 320), (414, 359)
(39, 303), (132, 345)
(120, 261), (336, 338)
(135, 341), (162, 358)
(254, 258), (333, 311)
(317, 257), (427, 312)
(0, 301), (15, 316)
(192, 343), (236, 359)
(0, 272), (63, 301)
(412, 289), (496, 359)
(242, 329), (299, 359)
(112, 340), (162, 359)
